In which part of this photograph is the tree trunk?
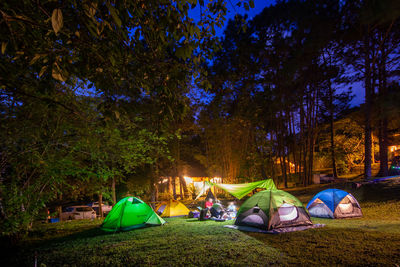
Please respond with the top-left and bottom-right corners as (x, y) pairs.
(260, 162), (268, 179)
(112, 176), (116, 205)
(329, 85), (338, 178)
(168, 176), (173, 197)
(282, 153), (288, 188)
(269, 133), (276, 179)
(179, 176), (184, 200)
(371, 133), (375, 164)
(300, 105), (307, 186)
(57, 192), (62, 221)
(150, 179), (158, 209)
(289, 112), (298, 178)
(179, 176), (190, 199)
(378, 42), (389, 177)
(98, 191), (103, 218)
(150, 164), (159, 208)
(172, 176), (177, 200)
(378, 120), (389, 176)
(364, 27), (373, 179)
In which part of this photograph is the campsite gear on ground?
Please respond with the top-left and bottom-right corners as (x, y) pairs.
(224, 223), (324, 234)
(188, 211), (200, 218)
(227, 203), (236, 212)
(155, 199), (190, 217)
(101, 197), (165, 231)
(226, 202), (237, 220)
(195, 179), (277, 200)
(234, 190), (312, 230)
(199, 208), (210, 221)
(306, 189), (362, 219)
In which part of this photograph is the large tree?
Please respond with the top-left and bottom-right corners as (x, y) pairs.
(0, 0), (236, 238)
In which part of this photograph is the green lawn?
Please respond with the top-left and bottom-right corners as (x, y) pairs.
(4, 181), (400, 266)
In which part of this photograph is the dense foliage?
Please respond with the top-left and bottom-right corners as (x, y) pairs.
(0, 0), (241, 237)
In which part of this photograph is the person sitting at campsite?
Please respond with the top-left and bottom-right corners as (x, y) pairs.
(227, 202), (236, 212)
(205, 198), (213, 209)
(226, 201), (237, 219)
(210, 202), (225, 219)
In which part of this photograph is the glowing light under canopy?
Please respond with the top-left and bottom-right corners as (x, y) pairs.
(184, 176), (192, 184)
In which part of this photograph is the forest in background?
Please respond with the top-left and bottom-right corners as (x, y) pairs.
(1, 0), (400, 237)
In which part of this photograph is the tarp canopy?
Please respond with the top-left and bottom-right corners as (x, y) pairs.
(195, 179), (276, 200)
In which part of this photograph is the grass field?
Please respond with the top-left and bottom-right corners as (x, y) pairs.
(3, 180), (400, 266)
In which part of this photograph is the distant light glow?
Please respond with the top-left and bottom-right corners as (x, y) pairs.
(184, 176), (193, 184)
(210, 177), (222, 183)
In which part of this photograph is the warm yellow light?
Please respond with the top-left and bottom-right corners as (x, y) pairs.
(184, 176), (192, 184)
(338, 203), (353, 213)
(211, 177), (222, 183)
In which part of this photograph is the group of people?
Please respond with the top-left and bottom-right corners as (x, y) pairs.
(204, 198), (237, 220)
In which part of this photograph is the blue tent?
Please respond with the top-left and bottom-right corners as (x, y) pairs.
(306, 189), (362, 219)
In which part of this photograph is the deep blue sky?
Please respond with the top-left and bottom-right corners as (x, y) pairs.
(189, 0), (364, 107)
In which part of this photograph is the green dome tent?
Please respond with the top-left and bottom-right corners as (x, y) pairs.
(102, 197), (165, 231)
(235, 190), (312, 230)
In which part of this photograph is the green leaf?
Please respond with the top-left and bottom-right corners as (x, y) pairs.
(51, 9), (63, 35)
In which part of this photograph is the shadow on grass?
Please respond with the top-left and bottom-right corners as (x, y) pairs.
(33, 226), (117, 249)
(1, 226), (113, 266)
(240, 226), (400, 265)
(185, 218), (234, 223)
(186, 218), (201, 222)
(353, 182), (400, 203)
